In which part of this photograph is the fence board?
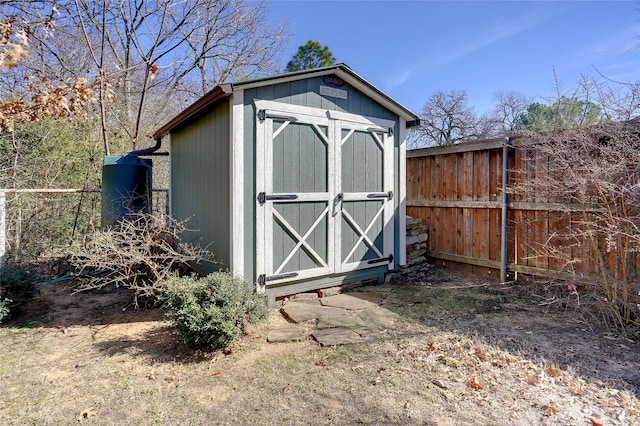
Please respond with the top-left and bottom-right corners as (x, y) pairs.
(407, 141), (604, 282)
(407, 137), (636, 284)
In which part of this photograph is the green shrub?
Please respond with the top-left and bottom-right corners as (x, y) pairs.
(0, 265), (40, 323)
(159, 272), (269, 348)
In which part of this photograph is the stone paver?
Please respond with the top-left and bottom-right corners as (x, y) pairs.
(280, 301), (325, 323)
(316, 309), (361, 329)
(271, 287), (402, 346)
(312, 328), (363, 346)
(357, 306), (396, 328)
(319, 294), (379, 310)
(267, 323), (305, 343)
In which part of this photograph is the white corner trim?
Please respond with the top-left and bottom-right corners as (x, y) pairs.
(399, 118), (407, 266)
(166, 134), (173, 218)
(231, 89), (245, 278)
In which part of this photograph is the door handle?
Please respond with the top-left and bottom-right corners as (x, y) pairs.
(332, 193), (343, 217)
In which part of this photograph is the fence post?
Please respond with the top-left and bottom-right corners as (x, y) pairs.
(0, 190), (5, 269)
(500, 138), (510, 283)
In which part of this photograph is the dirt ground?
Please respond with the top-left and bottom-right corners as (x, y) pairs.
(1, 262), (639, 425)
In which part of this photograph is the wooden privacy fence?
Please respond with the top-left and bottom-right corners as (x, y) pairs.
(406, 136), (639, 283)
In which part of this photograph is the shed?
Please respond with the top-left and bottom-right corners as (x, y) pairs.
(154, 64), (420, 300)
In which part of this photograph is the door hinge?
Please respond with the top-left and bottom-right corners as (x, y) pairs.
(367, 191), (393, 200)
(257, 109), (298, 122)
(258, 192), (299, 205)
(367, 254), (394, 265)
(258, 272), (299, 287)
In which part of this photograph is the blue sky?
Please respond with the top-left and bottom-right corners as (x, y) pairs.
(267, 1), (640, 115)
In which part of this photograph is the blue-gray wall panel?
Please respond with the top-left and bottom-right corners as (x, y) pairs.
(243, 73), (402, 283)
(171, 102), (231, 271)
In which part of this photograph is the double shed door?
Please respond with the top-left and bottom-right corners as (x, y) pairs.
(255, 100), (395, 289)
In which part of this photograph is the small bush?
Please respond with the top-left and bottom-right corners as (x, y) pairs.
(0, 265), (40, 323)
(159, 272), (269, 348)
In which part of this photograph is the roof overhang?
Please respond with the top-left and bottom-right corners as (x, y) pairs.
(153, 83), (233, 141)
(153, 64), (421, 141)
(233, 64), (420, 124)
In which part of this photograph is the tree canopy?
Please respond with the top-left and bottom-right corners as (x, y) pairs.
(515, 97), (604, 133)
(285, 40), (335, 72)
(411, 80), (615, 148)
(413, 89), (485, 147)
(0, 0), (291, 154)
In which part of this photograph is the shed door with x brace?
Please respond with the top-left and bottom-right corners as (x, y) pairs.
(255, 100), (395, 289)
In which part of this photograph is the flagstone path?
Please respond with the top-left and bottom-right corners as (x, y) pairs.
(267, 289), (399, 347)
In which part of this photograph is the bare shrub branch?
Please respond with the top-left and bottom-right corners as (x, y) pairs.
(66, 212), (217, 306)
(512, 120), (640, 331)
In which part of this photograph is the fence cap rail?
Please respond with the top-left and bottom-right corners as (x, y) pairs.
(407, 135), (536, 158)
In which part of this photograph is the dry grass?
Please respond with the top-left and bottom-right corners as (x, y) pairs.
(1, 264), (639, 425)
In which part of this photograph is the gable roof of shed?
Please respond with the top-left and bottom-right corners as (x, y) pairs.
(153, 63), (419, 141)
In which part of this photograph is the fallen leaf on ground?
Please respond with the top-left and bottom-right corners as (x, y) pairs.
(589, 418), (603, 426)
(544, 406), (558, 416)
(432, 379), (448, 389)
(466, 379), (483, 390)
(546, 367), (561, 377)
(211, 371), (222, 378)
(474, 348), (487, 362)
(76, 408), (97, 421)
(526, 376), (540, 386)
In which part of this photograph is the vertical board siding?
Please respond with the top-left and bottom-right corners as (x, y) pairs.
(270, 118), (329, 276)
(246, 74), (401, 277)
(171, 103), (231, 270)
(407, 138), (635, 281)
(241, 73), (402, 297)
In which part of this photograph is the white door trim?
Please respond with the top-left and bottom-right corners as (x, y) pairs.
(254, 99), (397, 286)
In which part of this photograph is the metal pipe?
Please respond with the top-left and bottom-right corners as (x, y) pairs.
(129, 136), (162, 156)
(500, 136), (511, 283)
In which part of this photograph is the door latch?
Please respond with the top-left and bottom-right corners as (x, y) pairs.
(332, 193), (343, 216)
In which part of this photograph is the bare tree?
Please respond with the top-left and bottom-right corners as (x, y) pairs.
(414, 89), (482, 147)
(491, 90), (530, 135)
(2, 0), (290, 154)
(0, 1), (96, 132)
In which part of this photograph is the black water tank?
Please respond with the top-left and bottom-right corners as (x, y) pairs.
(101, 154), (152, 227)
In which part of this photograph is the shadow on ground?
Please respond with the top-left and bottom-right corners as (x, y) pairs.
(5, 261), (640, 397)
(4, 281), (161, 328)
(346, 262), (640, 396)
